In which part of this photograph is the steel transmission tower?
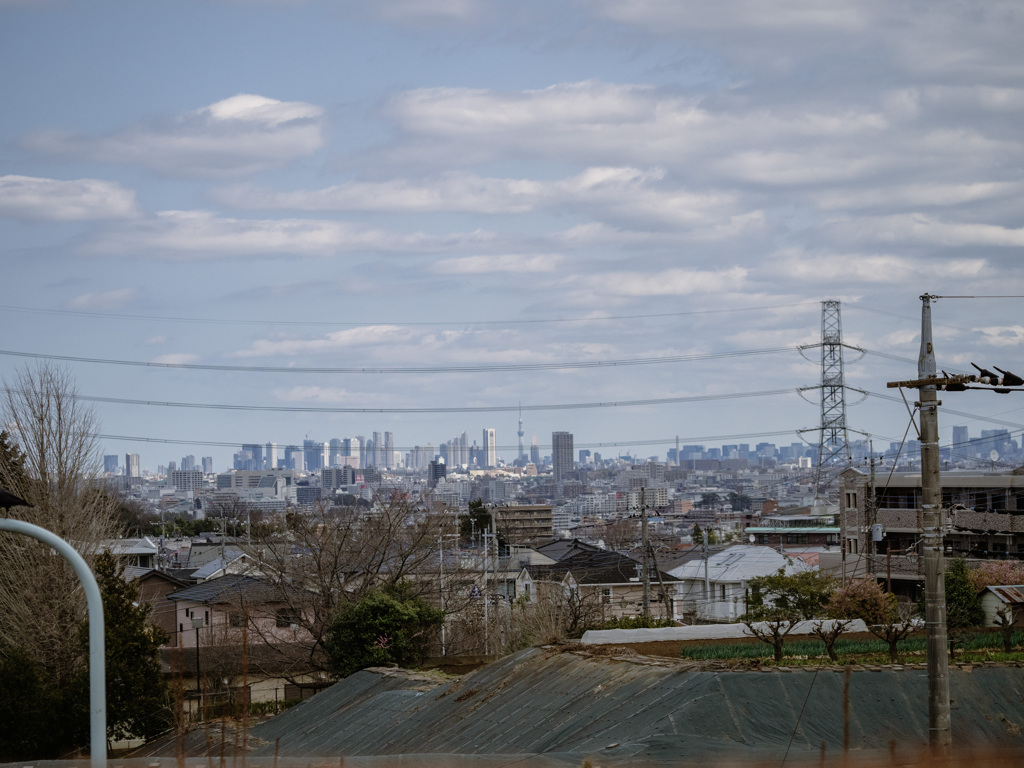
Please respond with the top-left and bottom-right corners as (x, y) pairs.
(814, 300), (852, 487)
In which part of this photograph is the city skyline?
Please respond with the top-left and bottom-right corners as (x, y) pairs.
(2, 3), (1024, 473)
(102, 422), (1020, 476)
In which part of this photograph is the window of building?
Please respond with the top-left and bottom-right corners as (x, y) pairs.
(275, 608), (300, 628)
(229, 611), (244, 628)
(845, 491), (858, 509)
(601, 588), (611, 604)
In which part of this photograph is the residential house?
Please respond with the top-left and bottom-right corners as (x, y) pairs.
(519, 549), (681, 621)
(666, 544), (813, 622)
(166, 574), (310, 649)
(980, 584), (1024, 627)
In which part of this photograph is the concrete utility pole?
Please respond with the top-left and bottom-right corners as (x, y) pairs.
(888, 293), (951, 752)
(641, 487), (650, 619)
(916, 295), (952, 753)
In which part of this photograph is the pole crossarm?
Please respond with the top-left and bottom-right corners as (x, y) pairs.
(887, 374), (974, 389)
(0, 518), (106, 768)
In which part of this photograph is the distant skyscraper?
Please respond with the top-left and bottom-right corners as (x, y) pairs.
(202, 456), (214, 474)
(354, 435), (365, 468)
(371, 432), (383, 467)
(483, 428), (496, 467)
(384, 431), (394, 469)
(952, 426), (969, 449)
(303, 439), (326, 472)
(103, 454), (118, 473)
(125, 453), (141, 478)
(285, 445), (303, 471)
(427, 460), (446, 488)
(530, 435), (540, 466)
(329, 438), (343, 467)
(459, 432), (469, 467)
(265, 442), (278, 470)
(241, 443), (263, 471)
(552, 431), (574, 482)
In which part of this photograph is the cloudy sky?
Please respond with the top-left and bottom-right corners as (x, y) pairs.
(2, 0), (1024, 471)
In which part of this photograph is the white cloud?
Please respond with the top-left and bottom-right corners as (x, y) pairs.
(775, 251), (988, 284)
(357, 0), (483, 22)
(215, 173), (544, 214)
(66, 287), (137, 310)
(151, 353), (200, 365)
(23, 94), (324, 178)
(383, 81), (891, 183)
(571, 266), (748, 298)
(272, 386), (353, 404)
(234, 326), (420, 357)
(84, 210), (495, 259)
(588, 0), (872, 33)
(0, 175), (138, 220)
(974, 326), (1024, 348)
(817, 182), (1023, 211)
(834, 214), (1024, 247)
(430, 254), (561, 274)
(216, 166), (738, 228)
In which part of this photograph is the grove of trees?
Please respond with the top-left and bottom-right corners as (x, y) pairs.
(0, 364), (169, 759)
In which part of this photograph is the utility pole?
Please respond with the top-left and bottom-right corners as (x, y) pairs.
(702, 529), (710, 610)
(641, 488), (650, 619)
(888, 293), (951, 752)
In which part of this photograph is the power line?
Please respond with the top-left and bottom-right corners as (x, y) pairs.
(68, 388), (794, 415)
(864, 390), (1024, 431)
(0, 346), (795, 375)
(0, 300), (817, 329)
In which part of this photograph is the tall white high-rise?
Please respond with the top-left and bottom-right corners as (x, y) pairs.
(384, 431), (394, 469)
(482, 427), (496, 468)
(125, 453), (141, 479)
(265, 442), (278, 470)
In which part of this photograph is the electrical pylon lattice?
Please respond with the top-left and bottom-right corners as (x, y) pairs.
(815, 299), (852, 482)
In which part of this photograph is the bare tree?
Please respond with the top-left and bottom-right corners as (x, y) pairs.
(233, 492), (458, 682)
(0, 363), (121, 684)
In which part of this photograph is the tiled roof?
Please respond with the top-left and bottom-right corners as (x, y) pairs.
(534, 538), (603, 561)
(166, 573), (278, 604)
(667, 544), (812, 583)
(528, 549), (678, 585)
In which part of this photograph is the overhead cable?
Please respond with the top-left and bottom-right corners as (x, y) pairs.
(66, 388), (795, 414)
(0, 300), (817, 329)
(0, 346), (795, 375)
